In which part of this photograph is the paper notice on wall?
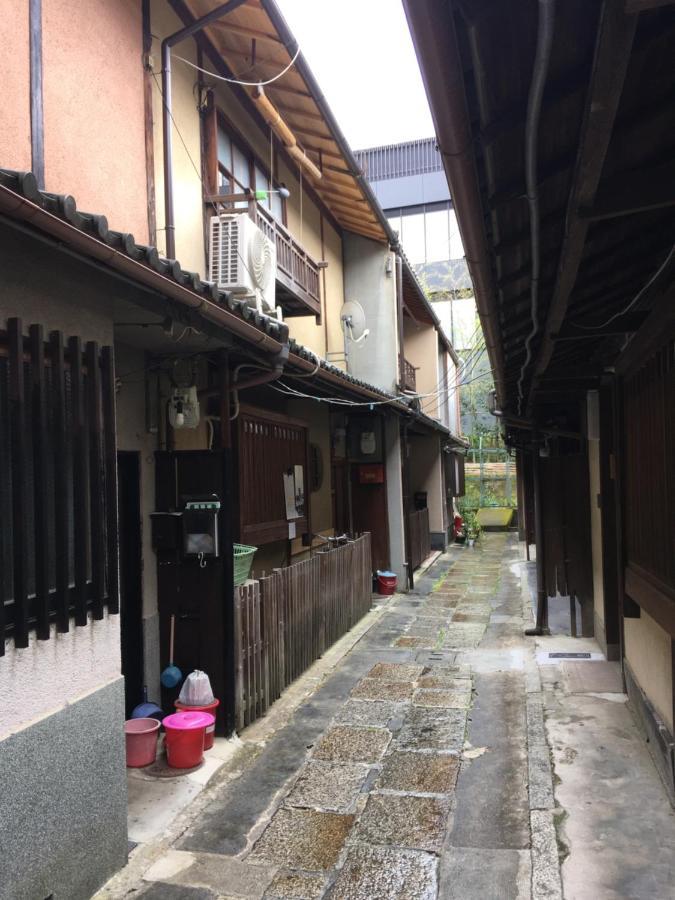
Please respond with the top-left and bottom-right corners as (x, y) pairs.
(288, 521), (296, 539)
(294, 465), (305, 517)
(284, 471), (297, 520)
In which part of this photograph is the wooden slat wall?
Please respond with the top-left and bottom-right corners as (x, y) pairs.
(408, 508), (431, 572)
(622, 337), (675, 630)
(233, 533), (372, 730)
(0, 322), (118, 654)
(238, 408), (309, 546)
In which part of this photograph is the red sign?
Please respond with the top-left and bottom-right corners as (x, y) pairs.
(359, 464), (384, 484)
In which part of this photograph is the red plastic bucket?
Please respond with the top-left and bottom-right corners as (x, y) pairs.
(124, 718), (160, 768)
(174, 698), (220, 749)
(163, 711), (214, 769)
(377, 571), (398, 596)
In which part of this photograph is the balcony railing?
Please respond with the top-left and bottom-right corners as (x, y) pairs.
(400, 355), (417, 392)
(255, 205), (321, 318)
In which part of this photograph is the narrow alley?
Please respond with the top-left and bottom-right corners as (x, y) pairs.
(99, 535), (675, 900)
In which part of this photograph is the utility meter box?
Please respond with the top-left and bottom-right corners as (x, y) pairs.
(182, 496), (221, 558)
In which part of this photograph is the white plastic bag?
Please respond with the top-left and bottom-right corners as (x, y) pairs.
(178, 670), (215, 706)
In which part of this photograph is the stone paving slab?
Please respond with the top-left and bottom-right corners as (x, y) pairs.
(249, 808), (354, 870)
(325, 845), (438, 899)
(284, 762), (369, 813)
(412, 689), (471, 709)
(376, 751), (459, 794)
(312, 726), (391, 763)
(352, 793), (449, 852)
(366, 663), (426, 682)
(351, 679), (414, 702)
(332, 699), (408, 729)
(264, 870), (326, 900)
(394, 707), (468, 752)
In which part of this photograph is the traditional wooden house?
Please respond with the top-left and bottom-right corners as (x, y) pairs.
(0, 1), (463, 896)
(406, 0), (675, 803)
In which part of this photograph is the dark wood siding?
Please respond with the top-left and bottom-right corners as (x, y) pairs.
(0, 321), (118, 654)
(237, 406), (308, 546)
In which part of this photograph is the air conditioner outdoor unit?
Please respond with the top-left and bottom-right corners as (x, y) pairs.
(209, 213), (276, 313)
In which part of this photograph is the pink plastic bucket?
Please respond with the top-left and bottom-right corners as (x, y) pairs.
(174, 699), (219, 749)
(124, 717), (160, 768)
(163, 711), (215, 769)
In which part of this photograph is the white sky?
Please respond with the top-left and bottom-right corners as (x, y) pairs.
(275, 0), (435, 151)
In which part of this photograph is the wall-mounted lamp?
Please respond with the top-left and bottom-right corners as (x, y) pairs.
(385, 256), (393, 277)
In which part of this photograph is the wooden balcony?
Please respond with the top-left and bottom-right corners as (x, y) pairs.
(255, 206), (321, 318)
(400, 355), (417, 392)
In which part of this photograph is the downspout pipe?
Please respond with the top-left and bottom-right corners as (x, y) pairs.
(517, 0), (556, 414)
(161, 0), (248, 259)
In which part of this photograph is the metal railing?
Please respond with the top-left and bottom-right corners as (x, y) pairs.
(255, 205), (321, 315)
(400, 355), (417, 392)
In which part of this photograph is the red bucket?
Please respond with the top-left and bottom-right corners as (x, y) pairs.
(377, 571), (398, 596)
(163, 711), (214, 769)
(124, 718), (160, 768)
(174, 698), (219, 749)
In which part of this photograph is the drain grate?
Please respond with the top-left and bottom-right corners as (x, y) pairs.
(548, 652), (591, 659)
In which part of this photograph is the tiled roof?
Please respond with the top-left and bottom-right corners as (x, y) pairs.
(0, 169), (462, 441)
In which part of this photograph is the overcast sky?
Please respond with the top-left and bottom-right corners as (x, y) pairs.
(276, 0), (435, 151)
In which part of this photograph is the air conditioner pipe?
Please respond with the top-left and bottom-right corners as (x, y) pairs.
(227, 336), (290, 421)
(161, 0), (248, 260)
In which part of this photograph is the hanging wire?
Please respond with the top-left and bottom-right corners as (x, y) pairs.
(173, 44), (301, 87)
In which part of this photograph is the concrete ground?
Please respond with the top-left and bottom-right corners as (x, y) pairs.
(97, 535), (675, 900)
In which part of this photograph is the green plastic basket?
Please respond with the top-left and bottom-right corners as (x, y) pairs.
(233, 543), (257, 586)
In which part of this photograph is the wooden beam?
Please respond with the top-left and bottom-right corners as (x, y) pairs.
(527, 0), (637, 410)
(30, 324), (50, 640)
(50, 330), (70, 632)
(8, 319), (29, 648)
(101, 347), (120, 614)
(210, 18), (284, 44)
(69, 336), (89, 627)
(615, 283), (675, 375)
(580, 159), (675, 221)
(625, 0), (675, 11)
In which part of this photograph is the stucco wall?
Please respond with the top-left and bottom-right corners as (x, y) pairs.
(0, 0), (31, 170)
(624, 612), (673, 734)
(0, 614), (121, 741)
(343, 233), (398, 391)
(42, 0), (148, 239)
(409, 434), (444, 533)
(403, 317), (440, 415)
(149, 0), (344, 354)
(385, 417), (407, 586)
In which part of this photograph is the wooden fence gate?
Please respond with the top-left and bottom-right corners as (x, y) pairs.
(233, 533), (372, 730)
(408, 508), (431, 571)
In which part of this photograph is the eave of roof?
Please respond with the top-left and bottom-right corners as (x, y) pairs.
(0, 168), (464, 442)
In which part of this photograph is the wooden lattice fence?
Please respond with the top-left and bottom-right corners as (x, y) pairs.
(234, 533), (372, 729)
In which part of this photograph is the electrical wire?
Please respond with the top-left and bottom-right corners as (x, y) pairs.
(173, 45), (301, 87)
(570, 243), (675, 330)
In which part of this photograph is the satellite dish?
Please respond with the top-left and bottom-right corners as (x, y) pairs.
(340, 299), (370, 344)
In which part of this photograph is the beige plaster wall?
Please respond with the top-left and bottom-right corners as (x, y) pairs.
(403, 318), (440, 416)
(149, 0), (344, 357)
(0, 0), (31, 171)
(625, 612), (673, 733)
(151, 0), (205, 274)
(42, 0), (147, 239)
(287, 399), (333, 536)
(587, 435), (604, 628)
(409, 434), (444, 533)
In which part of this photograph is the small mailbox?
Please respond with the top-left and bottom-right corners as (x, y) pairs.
(182, 497), (221, 558)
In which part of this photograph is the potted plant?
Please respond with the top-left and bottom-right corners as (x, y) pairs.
(464, 510), (481, 547)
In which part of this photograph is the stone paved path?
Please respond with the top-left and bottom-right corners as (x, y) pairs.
(105, 534), (564, 899)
